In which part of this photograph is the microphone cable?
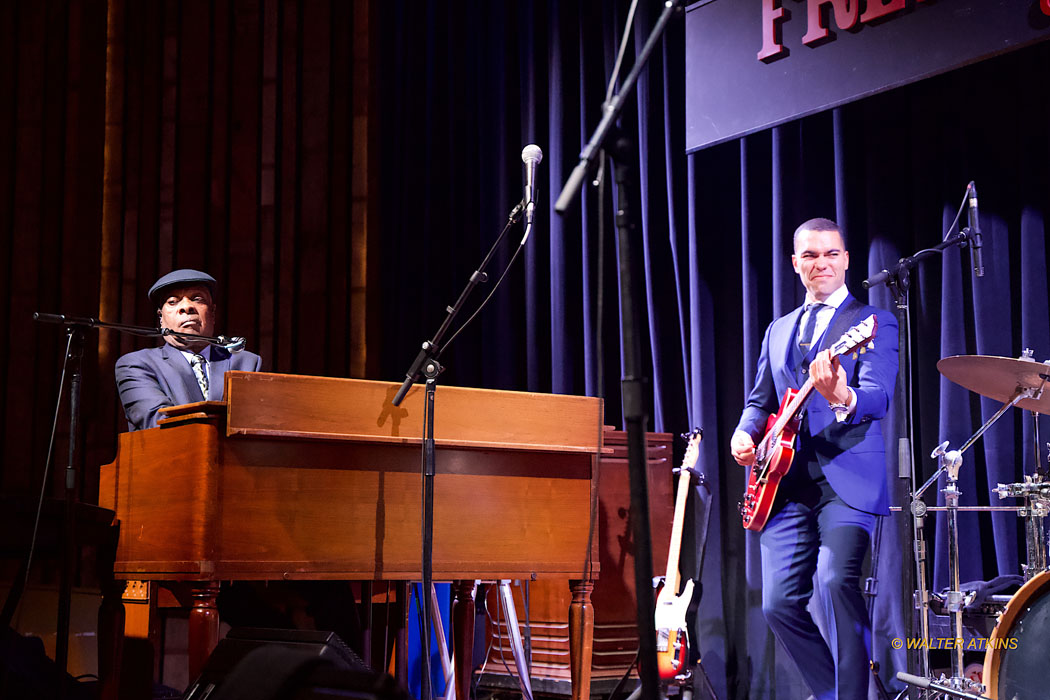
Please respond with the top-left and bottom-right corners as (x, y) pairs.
(438, 231), (527, 362)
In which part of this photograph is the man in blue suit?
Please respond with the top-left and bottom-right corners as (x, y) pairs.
(730, 218), (898, 700)
(115, 269), (262, 431)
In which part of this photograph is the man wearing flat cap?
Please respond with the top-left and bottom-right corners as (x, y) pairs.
(115, 269), (262, 431)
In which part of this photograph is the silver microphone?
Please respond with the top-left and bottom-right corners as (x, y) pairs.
(967, 181), (984, 277)
(521, 144), (543, 228)
(217, 335), (246, 353)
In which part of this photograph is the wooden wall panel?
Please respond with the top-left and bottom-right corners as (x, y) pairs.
(0, 0), (378, 505)
(328, 0), (352, 378)
(258, 0), (279, 368)
(0, 0), (108, 498)
(276, 0), (299, 371)
(227, 0), (262, 347)
(8, 0), (51, 494)
(297, 0), (331, 378)
(0, 1), (16, 481)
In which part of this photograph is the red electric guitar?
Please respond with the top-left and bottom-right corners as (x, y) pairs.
(739, 313), (878, 532)
(655, 428), (703, 680)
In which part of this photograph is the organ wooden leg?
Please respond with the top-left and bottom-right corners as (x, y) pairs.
(569, 578), (594, 700)
(452, 580), (476, 700)
(188, 581), (221, 681)
(96, 579), (125, 700)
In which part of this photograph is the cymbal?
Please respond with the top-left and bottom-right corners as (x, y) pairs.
(937, 355), (1050, 413)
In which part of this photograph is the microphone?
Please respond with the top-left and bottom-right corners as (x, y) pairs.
(861, 269), (890, 290)
(521, 144), (543, 229)
(216, 335), (246, 353)
(967, 181), (984, 277)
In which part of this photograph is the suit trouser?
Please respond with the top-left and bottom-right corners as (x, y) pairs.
(759, 492), (876, 700)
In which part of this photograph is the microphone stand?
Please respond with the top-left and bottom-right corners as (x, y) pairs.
(22, 313), (244, 691)
(862, 220), (984, 696)
(554, 4), (684, 700)
(390, 201), (524, 700)
(33, 312), (247, 351)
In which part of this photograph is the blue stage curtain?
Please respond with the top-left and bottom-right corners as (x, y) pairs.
(375, 3), (1050, 696)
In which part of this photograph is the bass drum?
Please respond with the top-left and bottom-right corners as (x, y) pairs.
(983, 570), (1050, 699)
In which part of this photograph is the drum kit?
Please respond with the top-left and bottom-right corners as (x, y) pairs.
(899, 349), (1050, 700)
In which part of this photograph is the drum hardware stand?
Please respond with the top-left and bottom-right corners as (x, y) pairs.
(992, 350), (1050, 580)
(909, 384), (1042, 697)
(895, 671), (990, 700)
(991, 360), (1050, 580)
(929, 444), (977, 696)
(994, 477), (1050, 580)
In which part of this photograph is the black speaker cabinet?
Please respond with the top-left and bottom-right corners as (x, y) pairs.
(184, 627), (406, 700)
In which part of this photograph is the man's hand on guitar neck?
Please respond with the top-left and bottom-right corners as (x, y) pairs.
(731, 430), (757, 467)
(810, 348), (854, 410)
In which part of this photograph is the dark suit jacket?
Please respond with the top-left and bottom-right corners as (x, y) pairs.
(735, 294), (899, 514)
(115, 343), (263, 431)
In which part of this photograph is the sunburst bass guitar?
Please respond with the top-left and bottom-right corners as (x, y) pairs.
(739, 314), (878, 532)
(655, 428), (703, 680)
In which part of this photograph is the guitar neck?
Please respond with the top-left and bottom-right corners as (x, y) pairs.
(752, 313), (877, 465)
(663, 465), (692, 594)
(757, 377), (815, 454)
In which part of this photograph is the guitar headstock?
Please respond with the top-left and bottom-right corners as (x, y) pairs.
(830, 313), (878, 359)
(678, 427), (703, 473)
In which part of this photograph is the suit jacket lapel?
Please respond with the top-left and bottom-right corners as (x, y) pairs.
(820, 295), (864, 353)
(208, 347), (231, 401)
(774, 306), (805, 388)
(161, 343), (205, 402)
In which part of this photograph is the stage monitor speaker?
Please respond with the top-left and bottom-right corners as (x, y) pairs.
(184, 627), (406, 700)
(0, 626), (94, 700)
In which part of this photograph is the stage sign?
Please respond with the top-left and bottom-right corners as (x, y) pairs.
(685, 0), (1050, 153)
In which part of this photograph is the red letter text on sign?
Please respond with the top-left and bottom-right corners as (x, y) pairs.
(860, 0), (906, 23)
(803, 0), (859, 46)
(758, 0), (787, 61)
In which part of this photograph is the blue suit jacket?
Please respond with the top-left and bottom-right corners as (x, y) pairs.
(735, 295), (899, 514)
(115, 343), (263, 431)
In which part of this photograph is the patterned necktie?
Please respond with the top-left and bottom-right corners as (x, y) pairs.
(798, 302), (826, 355)
(189, 353), (209, 399)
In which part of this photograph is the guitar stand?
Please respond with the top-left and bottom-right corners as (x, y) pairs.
(624, 662), (720, 700)
(674, 663), (720, 700)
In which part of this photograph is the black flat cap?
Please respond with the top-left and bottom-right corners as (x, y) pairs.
(148, 269), (217, 306)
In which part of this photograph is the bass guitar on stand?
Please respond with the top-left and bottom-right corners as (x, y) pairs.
(655, 428), (703, 680)
(739, 314), (878, 532)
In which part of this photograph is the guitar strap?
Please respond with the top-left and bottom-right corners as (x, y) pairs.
(821, 296), (866, 354)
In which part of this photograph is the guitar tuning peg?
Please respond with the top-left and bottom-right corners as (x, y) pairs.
(851, 352), (858, 360)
